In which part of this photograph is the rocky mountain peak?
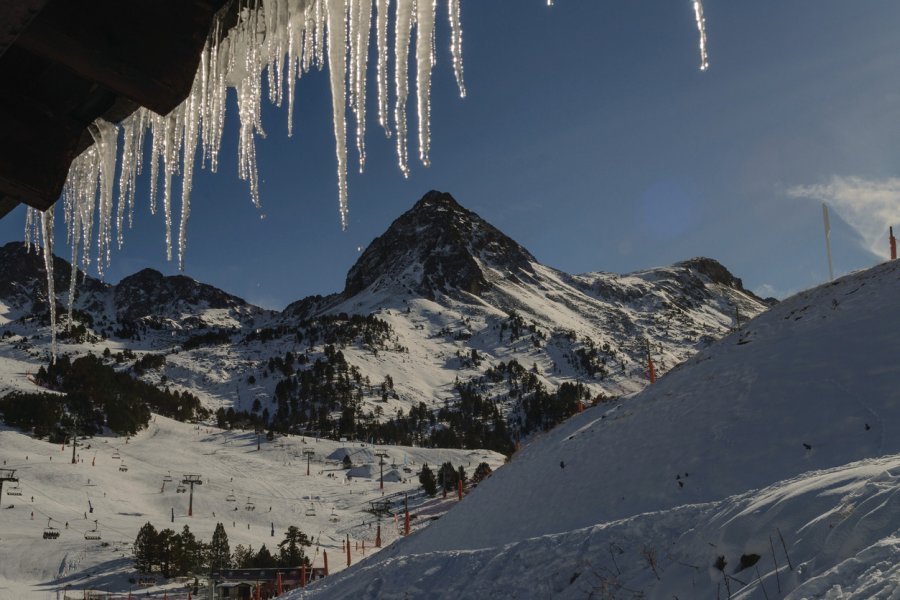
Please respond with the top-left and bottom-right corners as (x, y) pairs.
(343, 191), (537, 300)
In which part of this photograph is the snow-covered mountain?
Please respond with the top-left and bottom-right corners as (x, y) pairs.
(290, 258), (900, 599)
(0, 191), (769, 446)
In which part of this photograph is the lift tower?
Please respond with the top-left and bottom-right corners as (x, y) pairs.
(376, 451), (390, 490)
(181, 474), (203, 517)
(303, 449), (315, 476)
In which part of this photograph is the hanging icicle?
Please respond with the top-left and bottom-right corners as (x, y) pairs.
(40, 208), (57, 362)
(693, 0), (710, 71)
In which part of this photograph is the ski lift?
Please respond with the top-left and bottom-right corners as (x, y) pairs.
(7, 484), (22, 497)
(118, 461), (128, 472)
(329, 508), (339, 523)
(305, 503), (316, 517)
(42, 519), (60, 540)
(226, 490), (236, 503)
(162, 473), (173, 483)
(84, 520), (101, 541)
(111, 449), (120, 459)
(244, 497), (255, 511)
(176, 484), (186, 494)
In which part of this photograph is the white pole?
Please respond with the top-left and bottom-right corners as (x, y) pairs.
(822, 203), (834, 282)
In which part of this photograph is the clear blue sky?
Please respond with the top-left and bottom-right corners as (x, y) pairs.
(4, 0), (900, 309)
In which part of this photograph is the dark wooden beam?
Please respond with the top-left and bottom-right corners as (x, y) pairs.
(0, 0), (231, 218)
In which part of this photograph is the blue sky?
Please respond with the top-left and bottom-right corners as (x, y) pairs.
(4, 0), (900, 309)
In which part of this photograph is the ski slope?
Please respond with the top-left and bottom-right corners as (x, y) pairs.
(289, 259), (900, 598)
(0, 416), (504, 599)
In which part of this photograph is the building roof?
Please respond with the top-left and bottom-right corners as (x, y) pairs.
(0, 0), (231, 218)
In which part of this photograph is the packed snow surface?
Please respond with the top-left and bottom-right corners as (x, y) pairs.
(287, 259), (900, 598)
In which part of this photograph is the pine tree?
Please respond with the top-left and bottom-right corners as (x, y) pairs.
(472, 462), (493, 485)
(419, 463), (437, 496)
(278, 526), (312, 567)
(253, 544), (278, 568)
(133, 522), (158, 573)
(209, 523), (231, 571)
(437, 462), (459, 492)
(156, 528), (176, 578)
(231, 544), (254, 568)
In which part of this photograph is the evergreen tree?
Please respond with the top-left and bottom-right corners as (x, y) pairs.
(419, 463), (437, 496)
(156, 528), (176, 578)
(278, 526), (312, 567)
(437, 462), (459, 492)
(173, 525), (203, 576)
(231, 544), (254, 568)
(133, 522), (158, 573)
(209, 523), (231, 571)
(252, 544), (279, 568)
(472, 462), (493, 485)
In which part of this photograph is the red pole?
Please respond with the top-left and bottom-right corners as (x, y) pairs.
(300, 565), (307, 587)
(362, 539), (365, 555)
(346, 534), (351, 566)
(648, 357), (656, 384)
(323, 550), (329, 576)
(188, 483), (193, 517)
(458, 479), (463, 501)
(404, 495), (410, 536)
(276, 572), (283, 595)
(375, 525), (381, 548)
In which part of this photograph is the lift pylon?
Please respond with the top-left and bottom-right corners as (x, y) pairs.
(181, 474), (203, 517)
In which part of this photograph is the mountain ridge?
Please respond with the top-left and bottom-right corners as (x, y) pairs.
(0, 191), (771, 449)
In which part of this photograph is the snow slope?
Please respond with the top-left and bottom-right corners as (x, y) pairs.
(288, 259), (900, 598)
(0, 417), (504, 599)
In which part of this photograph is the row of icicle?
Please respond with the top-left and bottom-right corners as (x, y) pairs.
(23, 0), (709, 361)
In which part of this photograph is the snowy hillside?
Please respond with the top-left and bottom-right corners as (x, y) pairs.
(288, 259), (900, 598)
(0, 192), (769, 450)
(0, 416), (504, 599)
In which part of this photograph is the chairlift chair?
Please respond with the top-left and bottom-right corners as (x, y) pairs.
(84, 521), (101, 541)
(163, 473), (173, 483)
(7, 485), (22, 497)
(176, 484), (186, 493)
(329, 508), (339, 523)
(43, 519), (60, 540)
(111, 450), (120, 459)
(244, 497), (255, 511)
(118, 461), (128, 472)
(226, 490), (236, 502)
(305, 503), (316, 517)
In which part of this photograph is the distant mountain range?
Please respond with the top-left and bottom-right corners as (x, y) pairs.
(0, 191), (771, 447)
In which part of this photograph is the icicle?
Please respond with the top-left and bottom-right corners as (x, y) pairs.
(352, 0), (372, 171)
(287, 14), (298, 136)
(40, 207), (57, 362)
(326, 0), (349, 228)
(87, 119), (119, 277)
(179, 74), (202, 271)
(448, 0), (465, 97)
(375, 0), (391, 137)
(693, 0), (709, 71)
(393, 0), (414, 177)
(415, 0), (436, 166)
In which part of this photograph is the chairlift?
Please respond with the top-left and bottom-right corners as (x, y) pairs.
(176, 484), (186, 494)
(118, 461), (128, 472)
(329, 508), (339, 523)
(7, 484), (22, 497)
(305, 503), (316, 517)
(244, 497), (255, 511)
(43, 519), (60, 540)
(226, 490), (236, 503)
(84, 521), (101, 541)
(162, 473), (173, 483)
(111, 449), (120, 459)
